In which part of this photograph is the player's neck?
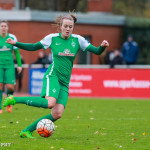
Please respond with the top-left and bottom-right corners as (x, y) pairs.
(1, 33), (7, 38)
(61, 34), (70, 39)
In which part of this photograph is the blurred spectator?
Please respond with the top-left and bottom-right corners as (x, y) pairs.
(110, 49), (124, 68)
(32, 51), (50, 67)
(14, 55), (24, 92)
(104, 50), (115, 64)
(48, 52), (53, 64)
(121, 35), (139, 65)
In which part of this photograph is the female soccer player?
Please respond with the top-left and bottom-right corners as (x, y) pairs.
(5, 12), (109, 138)
(0, 20), (22, 114)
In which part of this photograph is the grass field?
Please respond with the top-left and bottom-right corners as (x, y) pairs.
(0, 97), (150, 150)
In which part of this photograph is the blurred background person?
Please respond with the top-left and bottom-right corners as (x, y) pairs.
(0, 20), (22, 114)
(31, 51), (50, 68)
(104, 50), (115, 65)
(14, 55), (24, 92)
(110, 49), (125, 68)
(121, 35), (139, 65)
(48, 52), (53, 64)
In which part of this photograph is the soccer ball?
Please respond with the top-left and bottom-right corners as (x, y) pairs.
(36, 119), (55, 138)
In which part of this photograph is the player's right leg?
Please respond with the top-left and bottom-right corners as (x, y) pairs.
(19, 89), (67, 138)
(20, 131), (35, 138)
(5, 68), (16, 113)
(0, 68), (4, 114)
(0, 84), (3, 114)
(20, 113), (56, 138)
(0, 89), (3, 114)
(20, 103), (64, 138)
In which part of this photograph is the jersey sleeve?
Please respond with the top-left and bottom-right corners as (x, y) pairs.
(77, 35), (91, 51)
(40, 34), (53, 50)
(9, 34), (19, 50)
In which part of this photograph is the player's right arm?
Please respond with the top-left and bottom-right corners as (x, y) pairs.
(6, 38), (43, 51)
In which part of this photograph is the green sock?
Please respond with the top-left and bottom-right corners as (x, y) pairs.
(7, 89), (14, 96)
(23, 114), (56, 132)
(14, 96), (48, 108)
(0, 90), (3, 109)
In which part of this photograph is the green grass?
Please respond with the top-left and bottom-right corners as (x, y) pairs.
(0, 97), (150, 150)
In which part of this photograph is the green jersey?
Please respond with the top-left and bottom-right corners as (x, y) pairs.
(40, 33), (90, 87)
(0, 33), (19, 68)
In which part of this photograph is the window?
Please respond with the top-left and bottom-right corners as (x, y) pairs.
(77, 35), (92, 64)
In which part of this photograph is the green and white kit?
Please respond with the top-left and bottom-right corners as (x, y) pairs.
(15, 33), (105, 106)
(40, 33), (91, 106)
(0, 33), (21, 84)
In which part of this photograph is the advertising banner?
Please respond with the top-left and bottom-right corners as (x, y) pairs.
(69, 68), (150, 98)
(29, 68), (47, 95)
(29, 68), (150, 98)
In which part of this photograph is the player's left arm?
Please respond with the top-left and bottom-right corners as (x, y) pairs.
(78, 35), (109, 55)
(86, 40), (109, 55)
(14, 49), (22, 74)
(12, 34), (22, 74)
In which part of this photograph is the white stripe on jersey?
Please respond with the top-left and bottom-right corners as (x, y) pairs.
(48, 51), (54, 76)
(46, 52), (54, 96)
(9, 33), (18, 50)
(40, 33), (59, 50)
(46, 75), (49, 96)
(72, 34), (90, 51)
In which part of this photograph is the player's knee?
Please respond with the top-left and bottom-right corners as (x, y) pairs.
(47, 101), (55, 109)
(45, 97), (56, 109)
(53, 111), (62, 120)
(0, 83), (3, 90)
(6, 85), (14, 91)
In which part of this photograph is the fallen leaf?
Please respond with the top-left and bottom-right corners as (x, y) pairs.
(142, 132), (147, 135)
(89, 110), (93, 113)
(132, 138), (136, 141)
(94, 131), (99, 134)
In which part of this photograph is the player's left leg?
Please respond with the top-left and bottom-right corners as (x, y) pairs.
(4, 95), (49, 108)
(5, 74), (61, 108)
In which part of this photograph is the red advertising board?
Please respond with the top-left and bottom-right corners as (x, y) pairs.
(69, 68), (150, 98)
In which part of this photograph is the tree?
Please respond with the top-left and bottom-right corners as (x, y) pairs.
(113, 0), (147, 18)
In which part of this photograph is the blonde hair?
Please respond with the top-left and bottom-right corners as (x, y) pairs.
(55, 11), (77, 32)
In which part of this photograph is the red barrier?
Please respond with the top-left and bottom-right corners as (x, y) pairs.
(69, 68), (150, 98)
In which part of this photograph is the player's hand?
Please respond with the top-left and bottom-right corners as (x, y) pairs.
(6, 38), (16, 45)
(17, 67), (22, 74)
(101, 40), (109, 47)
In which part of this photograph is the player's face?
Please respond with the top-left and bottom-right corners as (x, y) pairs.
(60, 19), (74, 39)
(0, 22), (8, 35)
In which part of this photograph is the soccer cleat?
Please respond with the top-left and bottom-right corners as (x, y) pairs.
(0, 109), (2, 114)
(6, 105), (12, 113)
(4, 95), (16, 107)
(20, 131), (35, 139)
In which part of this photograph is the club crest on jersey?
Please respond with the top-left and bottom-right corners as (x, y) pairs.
(71, 41), (76, 48)
(52, 88), (56, 93)
(59, 49), (75, 56)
